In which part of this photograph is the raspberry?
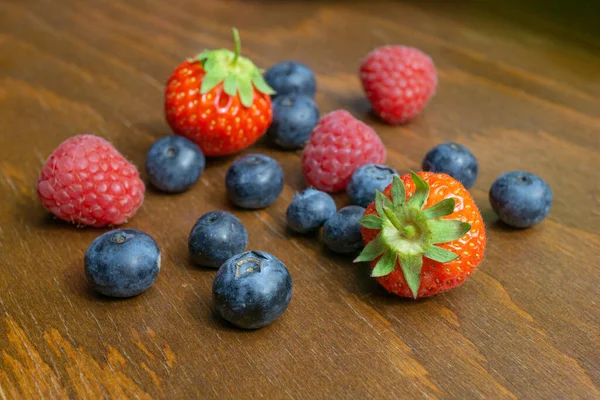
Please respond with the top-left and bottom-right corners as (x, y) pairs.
(302, 110), (386, 193)
(36, 135), (145, 227)
(360, 46), (437, 124)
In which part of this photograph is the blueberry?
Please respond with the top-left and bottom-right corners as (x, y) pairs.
(347, 164), (398, 207)
(286, 188), (336, 233)
(267, 94), (320, 150)
(264, 61), (316, 98)
(145, 135), (205, 193)
(84, 229), (160, 297)
(225, 154), (284, 209)
(323, 205), (365, 254)
(213, 251), (293, 329)
(489, 171), (552, 228)
(188, 211), (248, 268)
(422, 142), (478, 189)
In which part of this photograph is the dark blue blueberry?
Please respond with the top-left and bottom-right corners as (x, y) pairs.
(264, 61), (316, 98)
(347, 164), (398, 207)
(225, 154), (284, 209)
(145, 135), (205, 193)
(188, 211), (248, 268)
(84, 229), (160, 298)
(323, 205), (365, 254)
(489, 171), (552, 228)
(267, 94), (320, 150)
(213, 251), (293, 329)
(286, 188), (336, 233)
(422, 142), (478, 189)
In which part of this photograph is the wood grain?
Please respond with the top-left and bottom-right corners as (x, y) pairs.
(1, 0), (599, 398)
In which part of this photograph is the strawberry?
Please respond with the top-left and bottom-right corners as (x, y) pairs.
(356, 171), (486, 298)
(165, 28), (275, 156)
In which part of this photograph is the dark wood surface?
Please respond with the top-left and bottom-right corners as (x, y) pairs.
(1, 0), (599, 398)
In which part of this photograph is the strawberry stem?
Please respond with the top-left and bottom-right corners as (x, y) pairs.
(404, 225), (417, 238)
(231, 27), (241, 64)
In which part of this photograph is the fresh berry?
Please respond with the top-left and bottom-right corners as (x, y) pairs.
(360, 46), (437, 124)
(422, 142), (478, 189)
(264, 61), (316, 98)
(225, 154), (284, 209)
(85, 229), (160, 297)
(145, 136), (205, 193)
(188, 211), (248, 268)
(302, 110), (386, 193)
(347, 164), (398, 207)
(357, 172), (486, 299)
(323, 205), (366, 254)
(286, 188), (336, 234)
(213, 250), (293, 329)
(165, 28), (274, 156)
(37, 135), (145, 227)
(489, 171), (552, 228)
(267, 94), (320, 150)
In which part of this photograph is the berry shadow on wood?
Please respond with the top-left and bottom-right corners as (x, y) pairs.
(63, 258), (133, 303)
(316, 240), (385, 297)
(209, 307), (292, 334)
(183, 288), (263, 333)
(482, 207), (533, 232)
(17, 195), (113, 235)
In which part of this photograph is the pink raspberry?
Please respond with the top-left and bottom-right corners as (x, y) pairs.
(37, 135), (145, 227)
(360, 46), (437, 124)
(302, 110), (386, 193)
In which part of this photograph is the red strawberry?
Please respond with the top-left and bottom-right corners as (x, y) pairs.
(356, 171), (486, 298)
(360, 46), (437, 125)
(302, 110), (386, 193)
(165, 28), (274, 156)
(37, 135), (145, 227)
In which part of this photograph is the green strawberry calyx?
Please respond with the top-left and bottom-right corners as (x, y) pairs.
(354, 172), (471, 298)
(189, 27), (275, 108)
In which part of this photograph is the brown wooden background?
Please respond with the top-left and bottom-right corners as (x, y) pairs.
(1, 0), (599, 398)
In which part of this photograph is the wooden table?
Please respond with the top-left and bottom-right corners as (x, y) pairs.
(1, 0), (599, 398)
